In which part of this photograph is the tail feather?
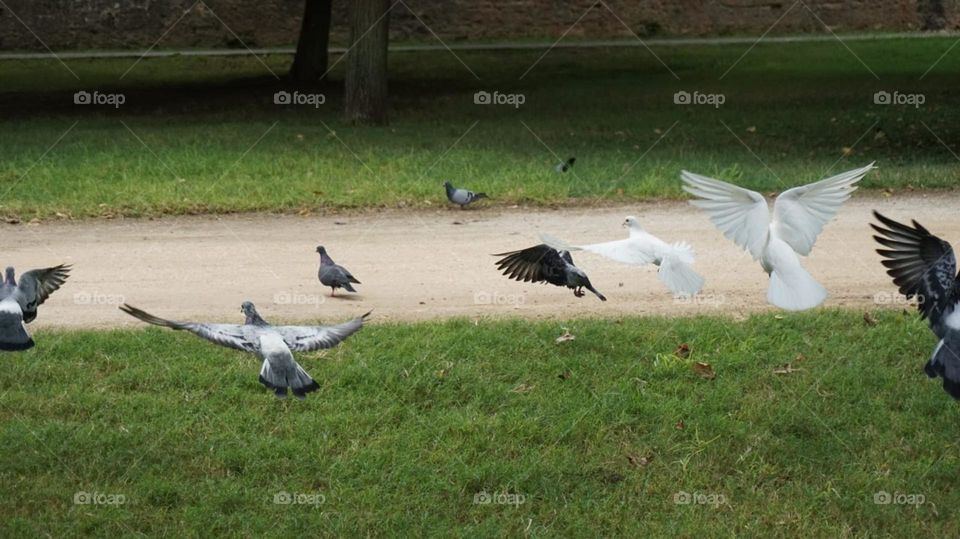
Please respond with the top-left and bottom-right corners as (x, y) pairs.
(585, 283), (606, 302)
(259, 359), (320, 400)
(341, 282), (357, 293)
(767, 263), (827, 311)
(119, 304), (185, 330)
(927, 333), (960, 400)
(658, 253), (705, 297)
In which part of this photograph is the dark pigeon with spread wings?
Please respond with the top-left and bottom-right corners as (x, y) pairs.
(317, 246), (360, 296)
(0, 264), (71, 351)
(872, 211), (960, 399)
(493, 244), (606, 301)
(119, 301), (370, 399)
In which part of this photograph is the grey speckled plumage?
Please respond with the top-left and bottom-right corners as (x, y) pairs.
(872, 211), (960, 400)
(0, 264), (70, 351)
(119, 301), (370, 399)
(317, 246), (360, 296)
(444, 180), (487, 209)
(493, 244), (606, 301)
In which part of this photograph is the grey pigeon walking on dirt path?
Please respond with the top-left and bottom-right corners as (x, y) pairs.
(317, 246), (360, 296)
(494, 244), (606, 301)
(444, 180), (487, 209)
(0, 264), (70, 351)
(119, 301), (370, 399)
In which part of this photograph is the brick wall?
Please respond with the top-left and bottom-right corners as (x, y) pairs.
(0, 0), (955, 51)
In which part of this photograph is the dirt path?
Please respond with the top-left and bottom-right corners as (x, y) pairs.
(6, 193), (953, 329)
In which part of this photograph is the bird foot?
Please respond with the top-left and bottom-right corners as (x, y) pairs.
(573, 287), (585, 298)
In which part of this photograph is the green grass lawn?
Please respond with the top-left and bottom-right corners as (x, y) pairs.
(1, 310), (957, 535)
(1, 36), (959, 219)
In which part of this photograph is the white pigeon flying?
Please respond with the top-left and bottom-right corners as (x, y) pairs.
(680, 162), (876, 311)
(542, 216), (704, 297)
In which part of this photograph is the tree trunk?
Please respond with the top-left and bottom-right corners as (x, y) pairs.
(290, 0), (333, 81)
(345, 0), (390, 125)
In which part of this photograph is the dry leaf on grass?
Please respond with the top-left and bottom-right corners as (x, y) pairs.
(626, 453), (653, 467)
(675, 343), (691, 359)
(864, 311), (878, 326)
(773, 364), (803, 375)
(692, 361), (716, 380)
(555, 328), (576, 343)
(511, 383), (535, 393)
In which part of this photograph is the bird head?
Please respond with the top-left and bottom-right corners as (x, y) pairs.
(3, 267), (14, 285)
(622, 216), (642, 230)
(240, 301), (257, 316)
(443, 180), (453, 189)
(316, 246), (326, 255)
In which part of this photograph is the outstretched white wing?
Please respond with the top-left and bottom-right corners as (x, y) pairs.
(579, 238), (656, 266)
(681, 170), (770, 260)
(772, 162), (875, 255)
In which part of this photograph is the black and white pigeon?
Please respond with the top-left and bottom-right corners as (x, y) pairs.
(555, 157), (576, 173)
(493, 244), (606, 301)
(872, 211), (960, 400)
(120, 302), (370, 399)
(444, 180), (487, 209)
(317, 246), (360, 296)
(0, 264), (70, 351)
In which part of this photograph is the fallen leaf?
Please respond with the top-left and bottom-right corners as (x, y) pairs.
(774, 315), (784, 320)
(746, 126), (757, 133)
(675, 343), (691, 359)
(558, 371), (572, 380)
(864, 311), (878, 326)
(626, 453), (652, 467)
(842, 146), (854, 156)
(511, 383), (535, 393)
(773, 364), (803, 375)
(692, 361), (716, 380)
(675, 420), (685, 430)
(556, 328), (576, 344)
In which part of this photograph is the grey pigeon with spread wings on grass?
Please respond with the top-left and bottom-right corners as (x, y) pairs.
(872, 211), (960, 400)
(0, 264), (70, 351)
(493, 244), (606, 301)
(317, 246), (360, 296)
(119, 301), (370, 399)
(444, 180), (487, 209)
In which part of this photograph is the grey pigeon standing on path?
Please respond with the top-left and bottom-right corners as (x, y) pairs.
(872, 211), (960, 400)
(555, 157), (576, 173)
(0, 264), (70, 351)
(494, 244), (606, 301)
(119, 301), (370, 399)
(444, 180), (487, 209)
(317, 246), (360, 296)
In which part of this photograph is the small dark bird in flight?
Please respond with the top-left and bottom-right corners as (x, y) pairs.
(493, 244), (606, 301)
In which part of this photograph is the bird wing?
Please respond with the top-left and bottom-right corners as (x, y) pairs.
(17, 264), (71, 321)
(872, 211), (959, 331)
(681, 171), (770, 260)
(273, 311), (370, 352)
(772, 163), (874, 255)
(579, 237), (656, 266)
(493, 244), (568, 287)
(119, 303), (256, 353)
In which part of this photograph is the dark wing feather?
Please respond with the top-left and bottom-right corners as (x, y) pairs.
(871, 211), (959, 328)
(18, 264), (71, 321)
(493, 244), (568, 287)
(119, 303), (256, 353)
